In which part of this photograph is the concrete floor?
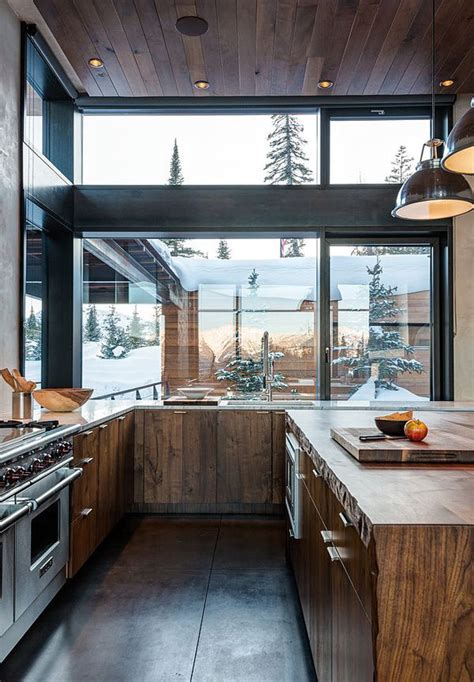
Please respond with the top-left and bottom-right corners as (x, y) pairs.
(2, 516), (316, 682)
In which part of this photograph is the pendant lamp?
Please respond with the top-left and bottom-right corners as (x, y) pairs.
(441, 98), (474, 175)
(392, 1), (474, 220)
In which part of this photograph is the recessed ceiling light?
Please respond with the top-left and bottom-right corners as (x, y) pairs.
(440, 79), (454, 87)
(176, 16), (209, 36)
(317, 79), (334, 89)
(88, 57), (103, 69)
(194, 80), (210, 90)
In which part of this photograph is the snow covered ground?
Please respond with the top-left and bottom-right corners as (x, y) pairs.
(348, 378), (428, 402)
(82, 342), (161, 397)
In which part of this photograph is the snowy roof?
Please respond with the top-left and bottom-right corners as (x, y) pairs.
(150, 240), (430, 300)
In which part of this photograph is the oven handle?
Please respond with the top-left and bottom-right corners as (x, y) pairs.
(0, 501), (35, 533)
(32, 468), (83, 508)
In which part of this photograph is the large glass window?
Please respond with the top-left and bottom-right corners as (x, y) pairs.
(82, 237), (320, 400)
(329, 244), (432, 402)
(330, 117), (431, 184)
(24, 81), (44, 154)
(24, 226), (44, 384)
(82, 113), (319, 185)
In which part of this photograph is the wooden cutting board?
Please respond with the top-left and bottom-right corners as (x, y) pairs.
(330, 427), (474, 463)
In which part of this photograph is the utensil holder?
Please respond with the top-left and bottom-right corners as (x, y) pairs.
(12, 392), (33, 420)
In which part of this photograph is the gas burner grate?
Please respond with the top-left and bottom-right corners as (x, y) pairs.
(0, 420), (23, 429)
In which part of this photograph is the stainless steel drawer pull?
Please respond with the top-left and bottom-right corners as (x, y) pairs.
(339, 511), (353, 528)
(320, 530), (333, 544)
(312, 468), (320, 479)
(173, 410), (187, 414)
(327, 546), (340, 562)
(81, 507), (93, 517)
(118, 416), (126, 422)
(256, 411), (270, 414)
(78, 457), (94, 466)
(83, 430), (94, 437)
(99, 424), (108, 430)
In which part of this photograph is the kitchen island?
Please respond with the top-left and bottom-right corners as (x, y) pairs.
(286, 409), (473, 682)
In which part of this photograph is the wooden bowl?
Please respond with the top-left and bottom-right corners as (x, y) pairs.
(374, 417), (409, 437)
(33, 388), (94, 412)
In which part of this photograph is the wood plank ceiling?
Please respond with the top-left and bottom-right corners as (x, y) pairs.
(32, 0), (474, 97)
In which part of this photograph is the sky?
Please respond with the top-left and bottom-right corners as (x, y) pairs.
(82, 113), (430, 185)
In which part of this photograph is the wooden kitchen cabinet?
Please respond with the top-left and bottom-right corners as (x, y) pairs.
(144, 410), (217, 505)
(96, 418), (120, 545)
(70, 412), (134, 577)
(290, 446), (374, 681)
(217, 410), (272, 504)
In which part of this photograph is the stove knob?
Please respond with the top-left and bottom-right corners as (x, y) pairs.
(3, 467), (15, 484)
(55, 441), (72, 457)
(30, 458), (45, 472)
(11, 466), (28, 481)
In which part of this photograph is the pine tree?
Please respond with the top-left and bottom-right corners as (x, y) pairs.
(216, 267), (287, 395)
(217, 239), (231, 259)
(84, 304), (101, 342)
(161, 239), (206, 258)
(284, 239), (305, 257)
(168, 138), (184, 185)
(264, 114), (314, 185)
(99, 306), (130, 359)
(128, 305), (145, 349)
(24, 306), (41, 361)
(332, 258), (423, 396)
(385, 145), (414, 183)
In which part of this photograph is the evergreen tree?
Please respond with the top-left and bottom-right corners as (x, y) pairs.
(128, 305), (145, 349)
(161, 239), (206, 258)
(385, 145), (414, 183)
(84, 304), (101, 342)
(99, 306), (130, 359)
(284, 239), (305, 257)
(217, 239), (231, 259)
(264, 114), (313, 185)
(351, 245), (430, 255)
(216, 267), (287, 395)
(168, 138), (184, 185)
(332, 258), (423, 396)
(24, 306), (41, 361)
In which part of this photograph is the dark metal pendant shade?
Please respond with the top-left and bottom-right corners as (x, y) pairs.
(441, 105), (474, 175)
(392, 158), (474, 220)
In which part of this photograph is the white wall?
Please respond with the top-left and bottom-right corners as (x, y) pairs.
(453, 95), (474, 400)
(0, 0), (21, 413)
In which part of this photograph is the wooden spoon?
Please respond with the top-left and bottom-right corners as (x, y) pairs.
(12, 369), (31, 393)
(1, 368), (18, 391)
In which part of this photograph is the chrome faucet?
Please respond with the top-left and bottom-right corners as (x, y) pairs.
(261, 331), (274, 402)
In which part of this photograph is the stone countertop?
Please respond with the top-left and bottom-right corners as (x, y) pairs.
(287, 409), (474, 546)
(3, 399), (474, 433)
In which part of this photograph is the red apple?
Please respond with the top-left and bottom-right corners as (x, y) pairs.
(404, 419), (428, 442)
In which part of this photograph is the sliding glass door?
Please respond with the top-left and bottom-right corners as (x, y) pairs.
(327, 243), (432, 402)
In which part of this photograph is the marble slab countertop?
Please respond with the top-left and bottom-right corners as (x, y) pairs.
(2, 399), (474, 433)
(287, 409), (474, 546)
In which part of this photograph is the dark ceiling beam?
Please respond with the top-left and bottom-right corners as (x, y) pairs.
(75, 94), (456, 114)
(74, 186), (452, 236)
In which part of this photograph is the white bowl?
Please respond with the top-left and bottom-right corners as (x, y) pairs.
(177, 387), (213, 400)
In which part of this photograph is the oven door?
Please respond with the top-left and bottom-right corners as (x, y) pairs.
(14, 467), (81, 619)
(0, 521), (15, 636)
(285, 432), (302, 539)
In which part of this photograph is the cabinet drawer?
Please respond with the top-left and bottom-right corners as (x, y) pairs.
(69, 506), (96, 577)
(300, 447), (328, 522)
(72, 430), (98, 521)
(326, 489), (373, 620)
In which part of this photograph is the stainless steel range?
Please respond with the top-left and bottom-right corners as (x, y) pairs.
(0, 419), (82, 661)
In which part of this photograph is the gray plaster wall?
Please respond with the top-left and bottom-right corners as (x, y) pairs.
(0, 0), (21, 413)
